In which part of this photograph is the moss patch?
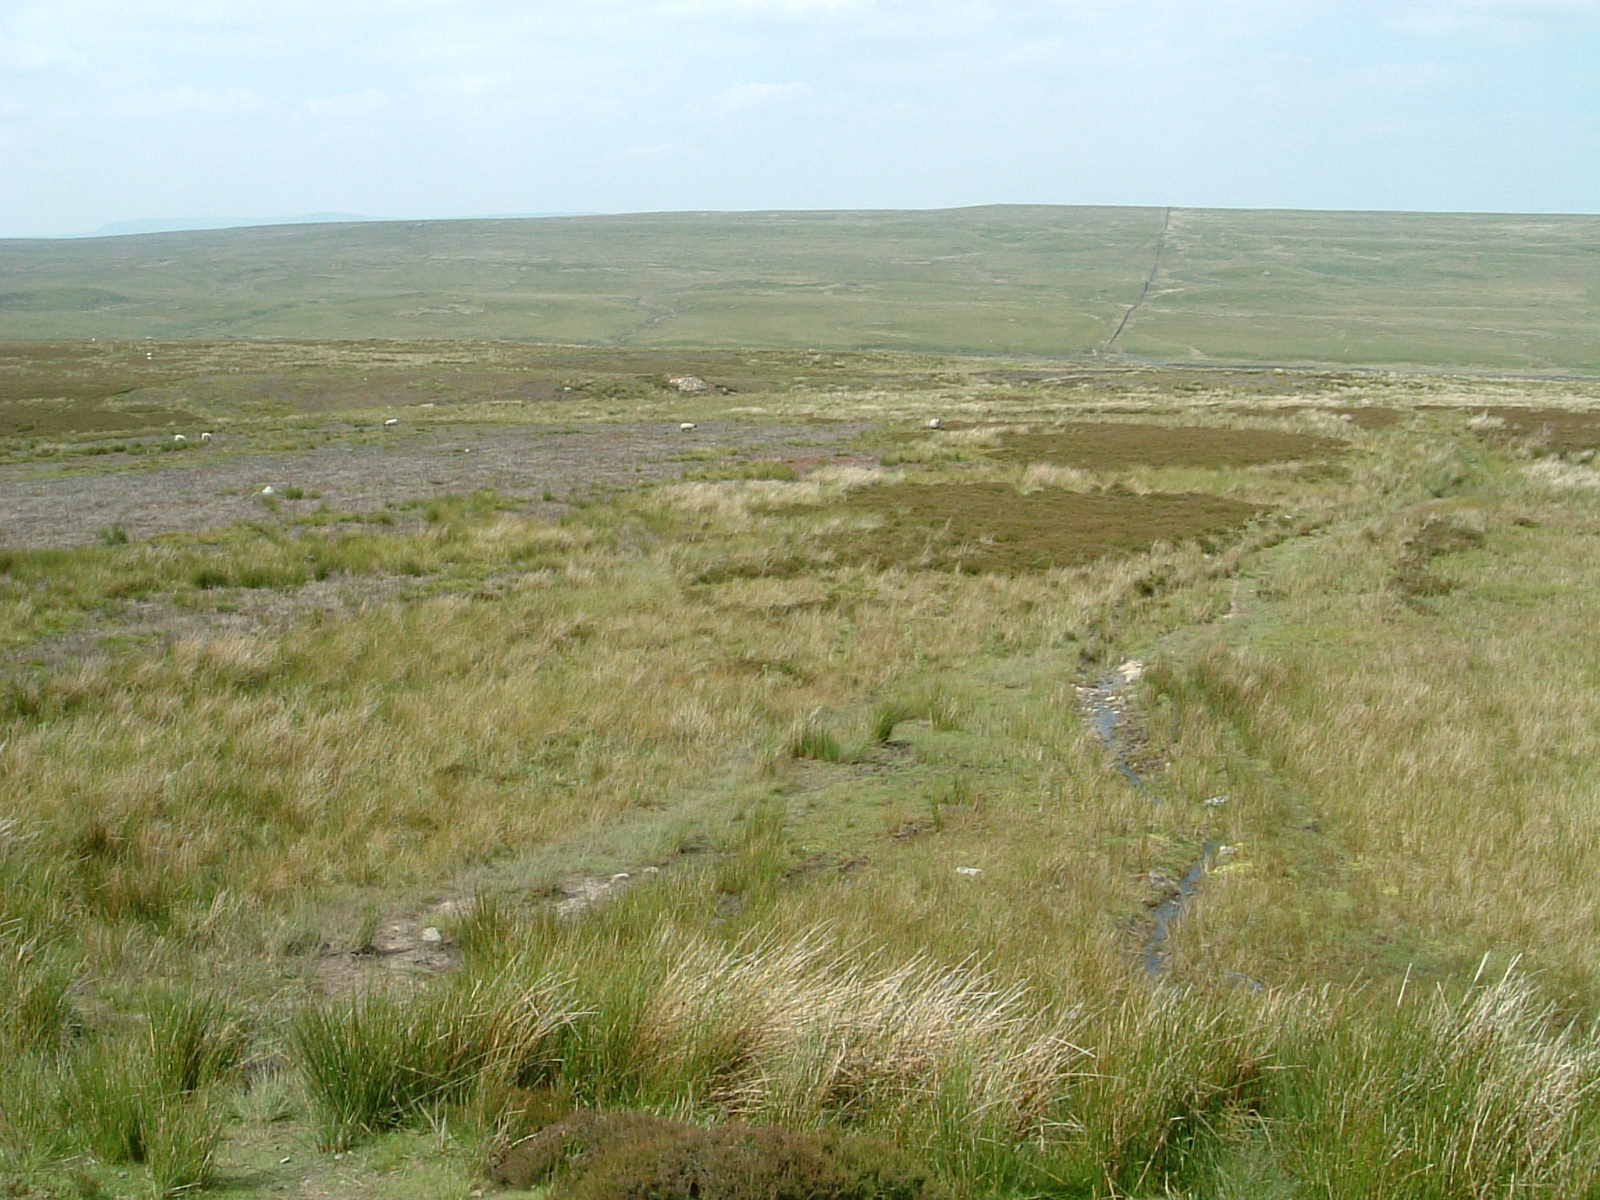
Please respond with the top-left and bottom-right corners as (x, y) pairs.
(993, 423), (1344, 469)
(833, 483), (1264, 575)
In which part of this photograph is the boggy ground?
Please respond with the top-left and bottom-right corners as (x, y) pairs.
(8, 345), (1600, 1199)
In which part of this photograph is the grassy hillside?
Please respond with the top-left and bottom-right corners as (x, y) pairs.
(3, 206), (1597, 371)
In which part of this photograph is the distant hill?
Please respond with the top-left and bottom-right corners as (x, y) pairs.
(3, 205), (1596, 372)
(88, 214), (375, 238)
(83, 212), (597, 237)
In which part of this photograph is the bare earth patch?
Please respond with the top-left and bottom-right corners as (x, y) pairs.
(0, 420), (869, 549)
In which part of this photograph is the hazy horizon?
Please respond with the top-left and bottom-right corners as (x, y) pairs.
(13, 197), (1599, 245)
(3, 1), (1596, 239)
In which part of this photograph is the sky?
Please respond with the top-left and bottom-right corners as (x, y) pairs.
(1, 0), (1596, 237)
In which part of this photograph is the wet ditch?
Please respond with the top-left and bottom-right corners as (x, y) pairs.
(1080, 657), (1218, 981)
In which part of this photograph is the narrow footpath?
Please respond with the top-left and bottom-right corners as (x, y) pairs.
(1103, 207), (1172, 353)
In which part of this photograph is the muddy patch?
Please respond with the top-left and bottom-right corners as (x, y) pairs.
(833, 483), (1264, 575)
(1143, 845), (1219, 978)
(993, 424), (1344, 470)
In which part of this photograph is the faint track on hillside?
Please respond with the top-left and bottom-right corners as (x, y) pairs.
(1104, 207), (1172, 353)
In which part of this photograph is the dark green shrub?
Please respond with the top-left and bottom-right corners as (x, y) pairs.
(489, 1108), (945, 1200)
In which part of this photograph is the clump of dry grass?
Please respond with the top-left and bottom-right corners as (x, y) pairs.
(1523, 457), (1600, 490)
(646, 467), (888, 525)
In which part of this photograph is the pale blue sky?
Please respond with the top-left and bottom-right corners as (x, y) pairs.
(1, 0), (1596, 237)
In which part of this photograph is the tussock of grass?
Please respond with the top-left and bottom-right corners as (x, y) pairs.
(1273, 967), (1600, 1198)
(293, 976), (573, 1150)
(1524, 457), (1600, 490)
(40, 991), (245, 1194)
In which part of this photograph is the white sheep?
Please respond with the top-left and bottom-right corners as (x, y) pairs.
(383, 417), (399, 427)
(200, 432), (213, 444)
(259, 485), (275, 496)
(926, 417), (942, 430)
(679, 422), (697, 431)
(172, 433), (186, 444)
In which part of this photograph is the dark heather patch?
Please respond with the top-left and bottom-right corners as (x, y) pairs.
(993, 424), (1344, 470)
(833, 483), (1265, 575)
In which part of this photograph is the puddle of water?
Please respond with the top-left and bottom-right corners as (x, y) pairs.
(1079, 659), (1155, 799)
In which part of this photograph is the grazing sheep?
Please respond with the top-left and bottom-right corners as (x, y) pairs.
(383, 417), (399, 427)
(679, 422), (697, 431)
(199, 431), (213, 444)
(172, 433), (186, 444)
(926, 417), (942, 430)
(259, 485), (275, 496)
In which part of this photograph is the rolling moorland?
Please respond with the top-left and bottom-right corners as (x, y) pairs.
(3, 206), (1600, 370)
(4, 210), (1600, 1199)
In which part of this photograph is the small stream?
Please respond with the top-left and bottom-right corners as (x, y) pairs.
(1080, 660), (1156, 800)
(1142, 842), (1218, 978)
(1081, 659), (1216, 980)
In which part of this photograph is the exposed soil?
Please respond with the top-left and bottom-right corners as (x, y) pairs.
(835, 483), (1265, 575)
(0, 421), (868, 549)
(312, 897), (467, 994)
(1077, 658), (1159, 794)
(994, 424), (1344, 470)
